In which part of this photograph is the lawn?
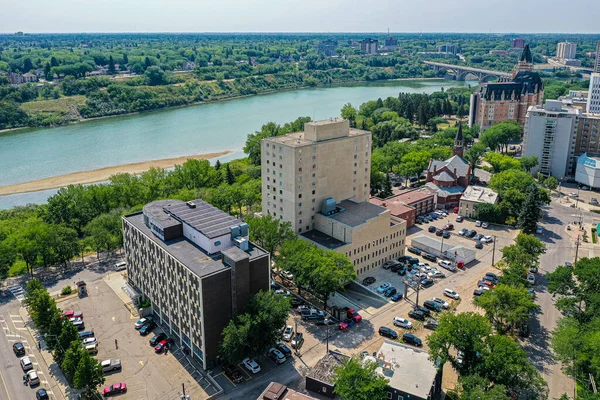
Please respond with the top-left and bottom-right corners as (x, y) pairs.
(20, 95), (86, 115)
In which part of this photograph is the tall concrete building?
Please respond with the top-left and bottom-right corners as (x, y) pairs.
(586, 73), (600, 114)
(523, 100), (581, 178)
(261, 119), (406, 275)
(469, 45), (544, 131)
(384, 29), (398, 48)
(575, 113), (600, 154)
(122, 199), (270, 369)
(595, 41), (600, 73)
(438, 43), (457, 55)
(360, 38), (378, 54)
(556, 41), (577, 60)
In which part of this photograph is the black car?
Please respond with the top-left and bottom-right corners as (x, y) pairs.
(475, 241), (483, 249)
(149, 332), (166, 346)
(402, 333), (423, 347)
(382, 262), (392, 270)
(290, 298), (304, 307)
(139, 320), (156, 336)
(415, 305), (432, 317)
(424, 320), (439, 330)
(384, 287), (397, 297)
(466, 230), (477, 238)
(428, 225), (437, 233)
(435, 229), (444, 237)
(398, 256), (410, 263)
(422, 253), (437, 262)
(36, 389), (50, 400)
(420, 278), (434, 288)
(407, 247), (421, 255)
(406, 256), (419, 265)
(378, 326), (398, 339)
(423, 300), (441, 312)
(408, 309), (425, 321)
(362, 277), (376, 286)
(485, 272), (499, 282)
(315, 317), (337, 326)
(276, 342), (292, 358)
(443, 231), (451, 239)
(390, 263), (402, 272)
(13, 342), (25, 357)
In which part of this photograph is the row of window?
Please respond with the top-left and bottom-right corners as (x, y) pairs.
(356, 250), (404, 275)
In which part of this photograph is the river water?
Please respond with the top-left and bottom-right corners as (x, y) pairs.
(0, 79), (473, 209)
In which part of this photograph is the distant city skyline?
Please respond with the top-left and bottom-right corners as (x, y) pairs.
(2, 0), (599, 34)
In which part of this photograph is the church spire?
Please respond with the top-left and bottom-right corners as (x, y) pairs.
(454, 122), (464, 157)
(514, 44), (534, 76)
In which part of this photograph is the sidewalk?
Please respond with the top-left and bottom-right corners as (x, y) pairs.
(18, 306), (72, 400)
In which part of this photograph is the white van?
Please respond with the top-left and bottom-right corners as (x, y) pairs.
(115, 262), (127, 271)
(20, 356), (33, 371)
(85, 343), (98, 354)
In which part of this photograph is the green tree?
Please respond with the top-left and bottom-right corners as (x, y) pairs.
(225, 164), (235, 185)
(380, 173), (393, 198)
(0, 241), (16, 279)
(455, 375), (508, 400)
(84, 212), (123, 259)
(463, 143), (486, 182)
(54, 318), (80, 366)
(489, 169), (535, 195)
(341, 103), (357, 127)
(479, 121), (522, 153)
(473, 284), (538, 333)
(475, 203), (504, 224)
(398, 150), (431, 186)
(145, 66), (167, 85)
(544, 176), (558, 190)
(73, 352), (105, 397)
(333, 357), (389, 400)
(520, 156), (539, 173)
(517, 184), (544, 234)
(245, 215), (295, 257)
(108, 55), (116, 74)
(483, 152), (521, 173)
(61, 340), (85, 381)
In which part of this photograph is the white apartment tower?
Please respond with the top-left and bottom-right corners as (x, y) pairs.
(261, 118), (371, 233)
(523, 100), (581, 178)
(587, 73), (600, 114)
(594, 41), (600, 74)
(556, 41), (577, 60)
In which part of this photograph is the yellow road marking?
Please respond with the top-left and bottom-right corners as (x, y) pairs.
(0, 368), (13, 400)
(139, 361), (144, 366)
(112, 316), (116, 322)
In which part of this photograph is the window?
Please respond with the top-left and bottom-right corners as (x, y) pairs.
(312, 173), (316, 177)
(279, 190), (282, 194)
(298, 185), (302, 190)
(354, 154), (358, 159)
(214, 241), (221, 246)
(299, 167), (303, 172)
(312, 155), (316, 160)
(312, 198), (316, 203)
(267, 185), (270, 189)
(279, 172), (283, 177)
(299, 194), (302, 198)
(279, 146), (282, 151)
(267, 168), (270, 173)
(266, 143), (270, 147)
(312, 190), (316, 195)
(312, 164), (316, 169)
(299, 220), (302, 224)
(272, 161), (275, 166)
(298, 177), (302, 182)
(299, 228), (302, 232)
(354, 162), (357, 167)
(279, 181), (283, 186)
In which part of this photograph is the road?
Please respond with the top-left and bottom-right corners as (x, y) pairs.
(531, 201), (600, 399)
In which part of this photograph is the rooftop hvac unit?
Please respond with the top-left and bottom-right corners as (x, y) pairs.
(322, 197), (337, 215)
(186, 201), (196, 209)
(230, 226), (241, 238)
(239, 223), (249, 237)
(234, 237), (249, 251)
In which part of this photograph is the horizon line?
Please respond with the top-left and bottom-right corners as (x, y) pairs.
(2, 31), (600, 35)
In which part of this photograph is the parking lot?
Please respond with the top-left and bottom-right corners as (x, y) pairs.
(58, 274), (216, 399)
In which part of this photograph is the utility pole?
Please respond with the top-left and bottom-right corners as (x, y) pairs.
(491, 235), (497, 266)
(575, 234), (581, 266)
(326, 324), (329, 353)
(439, 235), (445, 255)
(415, 281), (421, 307)
(182, 383), (186, 399)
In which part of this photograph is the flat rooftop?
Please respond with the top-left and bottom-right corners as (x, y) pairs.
(326, 200), (386, 227)
(264, 128), (370, 148)
(461, 185), (499, 204)
(300, 230), (346, 250)
(393, 188), (435, 204)
(164, 199), (242, 239)
(369, 195), (416, 216)
(307, 351), (348, 386)
(258, 382), (317, 400)
(371, 340), (439, 399)
(124, 213), (266, 279)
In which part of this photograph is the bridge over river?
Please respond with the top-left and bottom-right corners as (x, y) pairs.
(424, 61), (512, 82)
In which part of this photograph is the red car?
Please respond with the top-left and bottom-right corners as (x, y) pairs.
(344, 307), (362, 323)
(154, 338), (173, 353)
(103, 383), (127, 397)
(64, 311), (83, 319)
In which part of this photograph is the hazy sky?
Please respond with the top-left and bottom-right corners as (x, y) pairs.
(3, 0), (599, 33)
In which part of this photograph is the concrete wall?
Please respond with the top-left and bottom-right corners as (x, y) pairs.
(201, 270), (232, 369)
(304, 119), (349, 142)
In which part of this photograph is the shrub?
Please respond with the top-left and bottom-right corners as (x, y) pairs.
(60, 286), (72, 296)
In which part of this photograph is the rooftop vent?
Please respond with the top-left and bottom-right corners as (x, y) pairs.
(322, 197), (337, 216)
(186, 201), (196, 209)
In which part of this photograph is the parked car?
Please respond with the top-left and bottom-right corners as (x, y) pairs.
(429, 213), (439, 220)
(149, 333), (166, 346)
(297, 305), (310, 314)
(134, 317), (152, 330)
(402, 333), (423, 347)
(435, 229), (444, 237)
(485, 272), (499, 282)
(482, 222), (489, 228)
(276, 342), (292, 358)
(384, 287), (397, 297)
(315, 317), (337, 326)
(223, 364), (244, 383)
(282, 325), (294, 342)
(428, 269), (446, 279)
(103, 383), (127, 397)
(438, 260), (454, 271)
(139, 320), (156, 336)
(443, 224), (454, 230)
(338, 318), (356, 331)
(28, 370), (40, 386)
(82, 337), (97, 347)
(444, 288), (460, 300)
(456, 216), (464, 222)
(536, 225), (543, 234)
(473, 288), (485, 296)
(432, 295), (451, 308)
(393, 317), (412, 329)
(475, 241), (483, 249)
(242, 358), (261, 374)
(268, 348), (286, 364)
(421, 278), (434, 288)
(13, 342), (25, 356)
(20, 356), (33, 371)
(281, 270), (293, 280)
(473, 234), (483, 241)
(458, 228), (468, 236)
(302, 309), (325, 320)
(443, 231), (451, 239)
(36, 389), (49, 400)
(423, 253), (437, 262)
(481, 235), (493, 243)
(79, 331), (95, 341)
(527, 273), (536, 285)
(591, 198), (599, 205)
(378, 326), (398, 339)
(397, 266), (407, 276)
(391, 293), (403, 302)
(362, 277), (376, 286)
(154, 338), (173, 353)
(466, 230), (477, 238)
(376, 282), (392, 293)
(344, 307), (362, 323)
(407, 247), (421, 255)
(390, 262), (403, 273)
(424, 320), (439, 330)
(428, 225), (437, 233)
(64, 311), (83, 319)
(408, 309), (425, 321)
(101, 359), (122, 372)
(290, 298), (304, 307)
(291, 332), (304, 349)
(565, 262), (573, 267)
(475, 220), (482, 227)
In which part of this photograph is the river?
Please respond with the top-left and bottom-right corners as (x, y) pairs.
(0, 79), (473, 209)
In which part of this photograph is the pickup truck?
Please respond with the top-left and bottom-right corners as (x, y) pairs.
(301, 309), (325, 320)
(343, 307), (362, 323)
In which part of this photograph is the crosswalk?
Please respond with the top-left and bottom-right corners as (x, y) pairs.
(7, 285), (25, 302)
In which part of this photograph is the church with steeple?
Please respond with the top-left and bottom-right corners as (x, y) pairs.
(468, 44), (544, 131)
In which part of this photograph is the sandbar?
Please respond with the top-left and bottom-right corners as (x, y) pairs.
(0, 151), (232, 196)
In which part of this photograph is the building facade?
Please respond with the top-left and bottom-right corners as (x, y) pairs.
(523, 100), (581, 178)
(369, 195), (417, 227)
(575, 153), (600, 189)
(390, 188), (435, 216)
(512, 37), (526, 49)
(122, 199), (270, 370)
(384, 32), (398, 48)
(556, 41), (577, 60)
(587, 73), (600, 114)
(316, 40), (338, 57)
(575, 113), (600, 155)
(438, 43), (457, 55)
(468, 45), (544, 131)
(595, 41), (600, 74)
(360, 38), (378, 54)
(458, 186), (499, 218)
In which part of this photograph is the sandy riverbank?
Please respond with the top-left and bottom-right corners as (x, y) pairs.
(0, 151), (232, 196)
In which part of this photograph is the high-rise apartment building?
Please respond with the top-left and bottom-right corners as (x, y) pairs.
(594, 41), (600, 73)
(586, 73), (600, 114)
(512, 37), (526, 49)
(261, 119), (406, 275)
(556, 41), (577, 60)
(360, 38), (378, 54)
(523, 100), (581, 178)
(575, 113), (600, 154)
(438, 43), (457, 55)
(122, 199), (270, 369)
